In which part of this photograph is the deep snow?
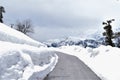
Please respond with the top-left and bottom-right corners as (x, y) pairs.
(0, 23), (58, 80)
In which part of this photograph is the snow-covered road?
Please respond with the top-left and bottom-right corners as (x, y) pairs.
(44, 52), (101, 80)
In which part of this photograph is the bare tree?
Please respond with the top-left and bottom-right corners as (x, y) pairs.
(15, 19), (34, 35)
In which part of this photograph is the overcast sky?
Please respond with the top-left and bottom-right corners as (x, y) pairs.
(1, 0), (120, 41)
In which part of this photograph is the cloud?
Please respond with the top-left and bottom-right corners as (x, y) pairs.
(2, 0), (120, 41)
(3, 0), (119, 24)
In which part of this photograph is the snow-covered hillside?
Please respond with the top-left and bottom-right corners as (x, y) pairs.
(56, 45), (120, 80)
(0, 23), (58, 80)
(0, 23), (45, 47)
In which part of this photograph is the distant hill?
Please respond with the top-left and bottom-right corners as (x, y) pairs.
(44, 31), (105, 48)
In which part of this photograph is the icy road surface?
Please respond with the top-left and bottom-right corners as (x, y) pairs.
(44, 52), (101, 80)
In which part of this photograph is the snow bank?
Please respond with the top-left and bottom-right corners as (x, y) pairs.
(0, 41), (58, 80)
(0, 23), (58, 80)
(0, 23), (45, 47)
(58, 45), (120, 80)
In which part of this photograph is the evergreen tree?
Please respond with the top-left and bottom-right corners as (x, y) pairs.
(102, 19), (115, 46)
(0, 6), (5, 23)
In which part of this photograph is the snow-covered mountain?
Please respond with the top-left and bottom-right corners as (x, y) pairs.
(44, 32), (105, 48)
(44, 30), (120, 48)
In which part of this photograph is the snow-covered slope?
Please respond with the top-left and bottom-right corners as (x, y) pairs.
(57, 45), (120, 80)
(0, 23), (58, 80)
(0, 23), (45, 47)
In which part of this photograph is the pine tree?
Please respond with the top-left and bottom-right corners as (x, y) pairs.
(0, 6), (5, 23)
(102, 19), (115, 46)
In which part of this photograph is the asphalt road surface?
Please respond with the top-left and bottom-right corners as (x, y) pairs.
(44, 52), (101, 80)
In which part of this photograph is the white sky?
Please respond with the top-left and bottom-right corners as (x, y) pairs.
(1, 0), (120, 41)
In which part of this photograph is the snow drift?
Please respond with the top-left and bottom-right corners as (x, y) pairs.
(0, 41), (58, 80)
(0, 23), (58, 80)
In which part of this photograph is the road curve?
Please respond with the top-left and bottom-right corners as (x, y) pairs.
(44, 52), (101, 80)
